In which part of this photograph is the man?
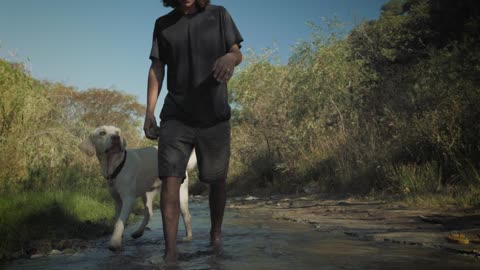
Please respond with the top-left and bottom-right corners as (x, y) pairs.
(143, 0), (243, 263)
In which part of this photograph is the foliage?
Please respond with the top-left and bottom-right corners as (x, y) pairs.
(0, 60), (146, 193)
(0, 60), (149, 258)
(0, 190), (115, 259)
(228, 0), (480, 198)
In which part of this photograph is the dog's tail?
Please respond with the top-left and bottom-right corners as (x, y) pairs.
(187, 150), (197, 171)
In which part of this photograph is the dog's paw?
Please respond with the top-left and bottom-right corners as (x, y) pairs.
(108, 241), (123, 252)
(131, 231), (144, 239)
(108, 244), (123, 252)
(182, 235), (193, 241)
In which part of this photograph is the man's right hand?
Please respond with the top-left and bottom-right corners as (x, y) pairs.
(144, 114), (159, 140)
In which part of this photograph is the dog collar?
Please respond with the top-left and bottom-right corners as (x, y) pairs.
(105, 150), (127, 186)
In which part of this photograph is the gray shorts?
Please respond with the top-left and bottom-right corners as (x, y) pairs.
(157, 120), (230, 183)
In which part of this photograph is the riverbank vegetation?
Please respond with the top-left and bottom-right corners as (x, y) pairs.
(0, 191), (113, 259)
(227, 0), (480, 205)
(1, 0), (479, 260)
(0, 58), (148, 259)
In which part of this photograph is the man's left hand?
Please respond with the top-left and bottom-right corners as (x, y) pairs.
(212, 53), (237, 83)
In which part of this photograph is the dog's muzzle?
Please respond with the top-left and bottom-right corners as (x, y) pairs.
(106, 135), (123, 153)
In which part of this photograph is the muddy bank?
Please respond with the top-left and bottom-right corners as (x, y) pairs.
(7, 239), (92, 260)
(228, 193), (480, 257)
(2, 221), (112, 261)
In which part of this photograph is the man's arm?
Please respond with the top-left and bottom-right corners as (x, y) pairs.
(213, 44), (242, 83)
(144, 59), (165, 140)
(227, 44), (242, 66)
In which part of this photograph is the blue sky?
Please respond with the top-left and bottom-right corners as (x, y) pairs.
(0, 0), (388, 113)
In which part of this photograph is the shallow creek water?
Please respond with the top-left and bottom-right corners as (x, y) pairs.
(3, 199), (478, 269)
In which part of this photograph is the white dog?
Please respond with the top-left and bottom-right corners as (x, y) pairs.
(78, 125), (196, 251)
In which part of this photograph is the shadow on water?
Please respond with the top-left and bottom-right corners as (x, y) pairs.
(2, 200), (479, 269)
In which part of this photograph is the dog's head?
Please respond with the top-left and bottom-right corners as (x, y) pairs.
(78, 125), (127, 157)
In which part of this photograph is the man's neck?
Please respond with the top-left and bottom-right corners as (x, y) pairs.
(180, 5), (198, 15)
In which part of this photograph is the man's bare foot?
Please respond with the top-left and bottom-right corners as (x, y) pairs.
(210, 231), (222, 246)
(163, 252), (178, 266)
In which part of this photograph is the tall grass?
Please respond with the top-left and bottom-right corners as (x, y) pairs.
(0, 190), (115, 259)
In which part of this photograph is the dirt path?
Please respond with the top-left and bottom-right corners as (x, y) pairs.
(228, 193), (480, 257)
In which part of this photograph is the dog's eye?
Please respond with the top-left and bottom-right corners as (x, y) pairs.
(99, 131), (106, 136)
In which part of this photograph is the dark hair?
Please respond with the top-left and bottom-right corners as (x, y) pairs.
(162, 0), (210, 9)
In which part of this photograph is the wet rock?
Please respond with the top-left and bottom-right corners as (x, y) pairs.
(192, 195), (205, 202)
(62, 248), (76, 254)
(23, 238), (92, 259)
(373, 232), (447, 246)
(10, 250), (28, 260)
(269, 194), (282, 200)
(76, 240), (89, 249)
(49, 249), (62, 255)
(52, 239), (69, 250)
(26, 239), (52, 255)
(147, 255), (164, 265)
(345, 231), (360, 237)
(231, 194), (480, 260)
(303, 181), (320, 194)
(51, 238), (89, 251)
(418, 215), (444, 224)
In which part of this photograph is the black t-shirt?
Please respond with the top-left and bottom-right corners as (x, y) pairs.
(149, 5), (243, 127)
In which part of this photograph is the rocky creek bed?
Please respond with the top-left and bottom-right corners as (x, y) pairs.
(228, 193), (480, 258)
(2, 195), (480, 269)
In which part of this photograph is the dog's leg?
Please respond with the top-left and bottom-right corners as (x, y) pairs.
(109, 189), (122, 220)
(145, 189), (156, 222)
(114, 198), (122, 221)
(131, 193), (150, 239)
(180, 173), (192, 241)
(109, 195), (135, 251)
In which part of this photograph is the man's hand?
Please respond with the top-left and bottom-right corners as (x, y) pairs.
(212, 53), (237, 83)
(213, 44), (242, 83)
(143, 114), (159, 140)
(144, 59), (164, 140)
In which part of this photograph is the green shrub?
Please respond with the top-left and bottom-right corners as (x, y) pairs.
(0, 191), (115, 259)
(227, 0), (480, 199)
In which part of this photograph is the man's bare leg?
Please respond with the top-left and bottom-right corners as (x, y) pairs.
(161, 177), (182, 263)
(209, 180), (226, 245)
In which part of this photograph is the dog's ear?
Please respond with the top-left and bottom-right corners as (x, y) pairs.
(78, 136), (96, 157)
